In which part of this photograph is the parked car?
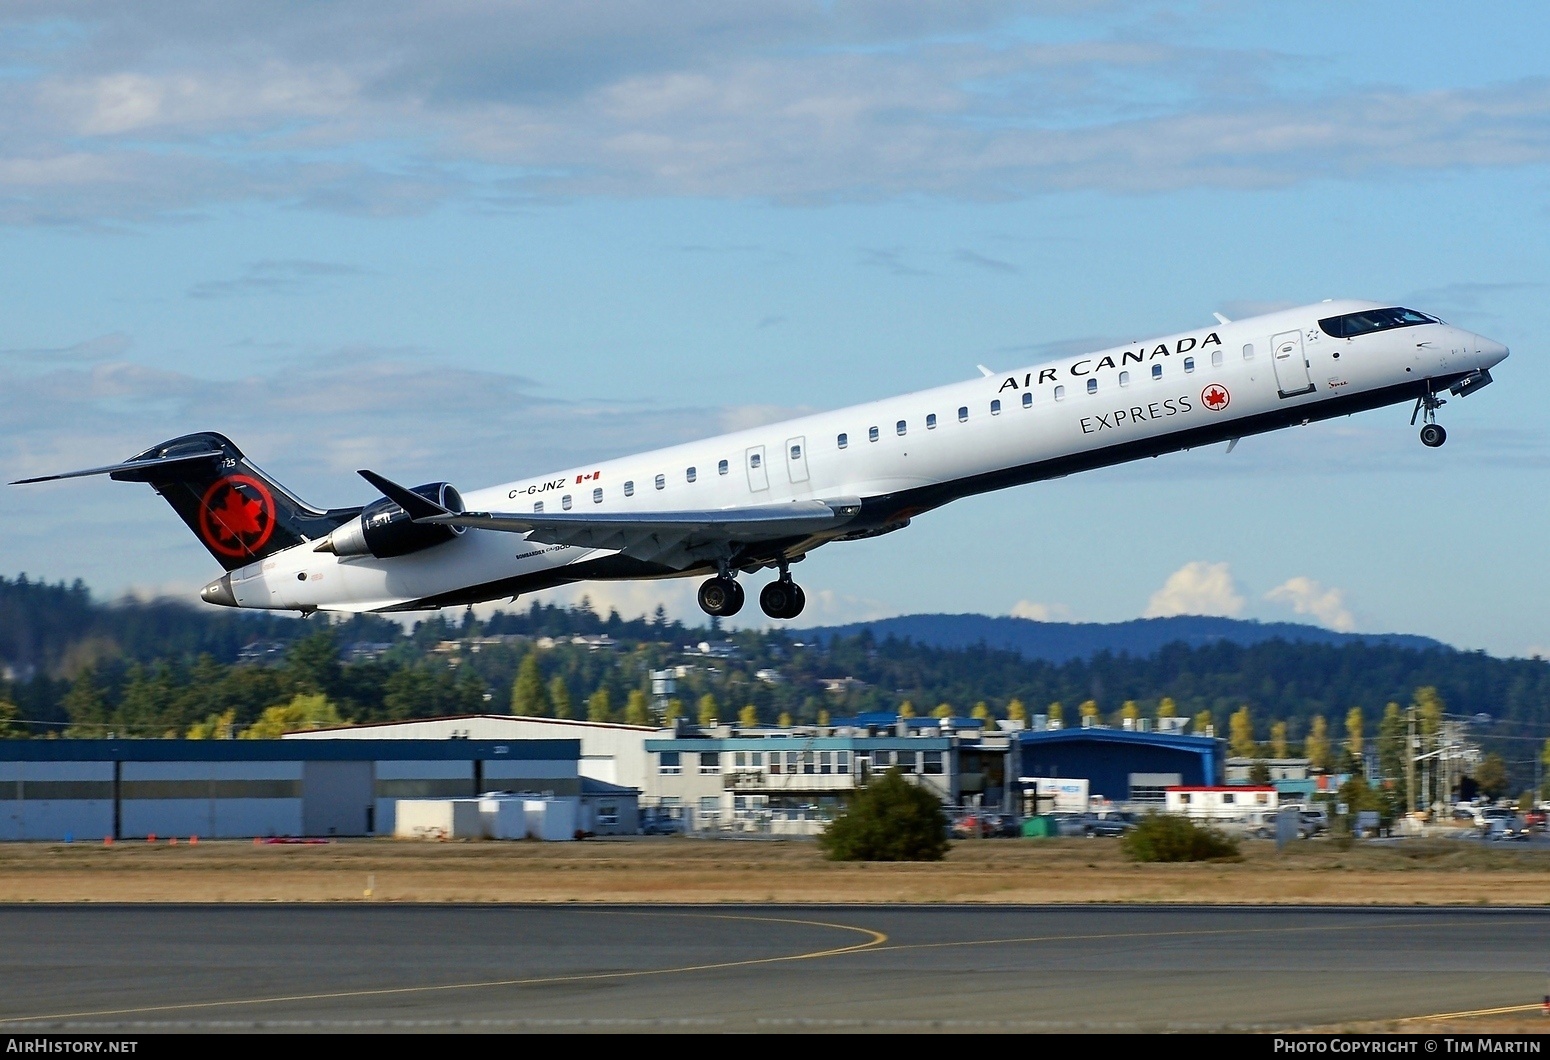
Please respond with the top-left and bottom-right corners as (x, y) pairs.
(640, 814), (682, 836)
(1082, 814), (1135, 838)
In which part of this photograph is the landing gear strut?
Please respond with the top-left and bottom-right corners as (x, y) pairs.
(1411, 388), (1447, 448)
(758, 559), (806, 620)
(697, 575), (744, 617)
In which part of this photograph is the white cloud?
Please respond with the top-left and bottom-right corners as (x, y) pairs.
(1264, 577), (1356, 632)
(4, 6), (1550, 222)
(1143, 561), (1244, 618)
(1010, 600), (1073, 622)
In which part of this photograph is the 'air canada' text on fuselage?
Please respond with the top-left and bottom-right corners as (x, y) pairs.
(999, 332), (1223, 391)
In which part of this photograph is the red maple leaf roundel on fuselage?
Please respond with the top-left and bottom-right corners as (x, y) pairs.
(1202, 384), (1230, 411)
(197, 474), (277, 559)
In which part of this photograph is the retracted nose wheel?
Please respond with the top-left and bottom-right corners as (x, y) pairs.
(759, 579), (806, 620)
(697, 576), (744, 617)
(1420, 423), (1447, 448)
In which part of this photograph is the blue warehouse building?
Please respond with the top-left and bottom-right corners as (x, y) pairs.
(1016, 727), (1226, 806)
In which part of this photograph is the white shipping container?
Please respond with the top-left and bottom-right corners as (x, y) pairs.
(478, 796), (530, 840)
(524, 797), (577, 841)
(393, 799), (483, 840)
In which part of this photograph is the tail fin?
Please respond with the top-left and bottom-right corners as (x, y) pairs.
(16, 432), (359, 571)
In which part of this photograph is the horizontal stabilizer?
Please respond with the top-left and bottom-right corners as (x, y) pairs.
(10, 447), (224, 485)
(357, 469), (453, 521)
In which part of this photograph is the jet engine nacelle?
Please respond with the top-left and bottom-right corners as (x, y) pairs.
(315, 482), (465, 559)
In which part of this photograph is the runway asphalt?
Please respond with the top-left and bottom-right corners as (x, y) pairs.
(0, 905), (1545, 1032)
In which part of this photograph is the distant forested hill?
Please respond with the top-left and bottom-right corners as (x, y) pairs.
(806, 614), (1446, 664)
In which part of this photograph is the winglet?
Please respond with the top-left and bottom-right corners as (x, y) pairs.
(976, 364), (994, 378)
(1213, 312), (1231, 325)
(357, 469), (450, 522)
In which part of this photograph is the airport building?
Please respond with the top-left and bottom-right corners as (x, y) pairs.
(0, 738), (578, 841)
(1015, 725), (1226, 810)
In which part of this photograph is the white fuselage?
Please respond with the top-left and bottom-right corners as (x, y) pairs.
(223, 299), (1508, 613)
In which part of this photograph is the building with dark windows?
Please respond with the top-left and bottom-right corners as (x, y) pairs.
(0, 738), (578, 840)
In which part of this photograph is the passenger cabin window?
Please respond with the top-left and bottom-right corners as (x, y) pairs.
(562, 495), (572, 510)
(750, 453), (761, 468)
(718, 459), (728, 476)
(1183, 357), (1195, 373)
(837, 432), (848, 449)
(654, 474), (665, 490)
(990, 399), (1001, 415)
(533, 501), (543, 513)
(592, 487), (603, 504)
(896, 420), (906, 436)
(624, 480), (634, 497)
(1022, 391), (1032, 408)
(958, 406), (968, 422)
(869, 426), (879, 442)
(1243, 344), (1254, 361)
(791, 443), (802, 458)
(926, 413), (937, 429)
(1151, 364), (1163, 380)
(1086, 378), (1098, 394)
(686, 467), (697, 483)
(1119, 370), (1130, 386)
(1054, 385), (1065, 400)
(1211, 350), (1223, 368)
(1319, 307), (1438, 338)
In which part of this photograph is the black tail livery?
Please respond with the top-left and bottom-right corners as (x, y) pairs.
(12, 432), (360, 570)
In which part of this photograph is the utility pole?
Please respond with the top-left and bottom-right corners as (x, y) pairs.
(1407, 707), (1418, 815)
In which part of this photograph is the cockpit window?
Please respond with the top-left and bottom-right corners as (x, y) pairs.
(1318, 307), (1438, 339)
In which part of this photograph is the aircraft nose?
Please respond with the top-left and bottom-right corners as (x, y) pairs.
(200, 573), (237, 607)
(1474, 333), (1509, 367)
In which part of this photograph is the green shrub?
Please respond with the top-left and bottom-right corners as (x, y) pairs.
(818, 768), (950, 862)
(1120, 814), (1241, 863)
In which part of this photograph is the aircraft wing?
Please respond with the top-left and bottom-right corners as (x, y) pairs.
(356, 469), (861, 568)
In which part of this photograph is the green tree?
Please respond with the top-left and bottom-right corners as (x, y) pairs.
(1413, 686), (1445, 738)
(777, 711), (793, 727)
(587, 687), (613, 723)
(624, 689), (652, 726)
(1006, 699), (1026, 724)
(738, 704), (759, 728)
(697, 693), (718, 726)
(241, 693), (345, 739)
(1306, 714), (1332, 771)
(931, 703), (951, 719)
(549, 675), (573, 720)
(1078, 699), (1100, 723)
(510, 653), (549, 717)
(186, 709), (236, 740)
(61, 667), (110, 736)
(1157, 697), (1177, 718)
(663, 698), (684, 725)
(1047, 702), (1064, 724)
(0, 699), (19, 738)
(1229, 706), (1256, 758)
(1270, 721), (1289, 760)
(1248, 760), (1272, 784)
(1345, 706), (1364, 767)
(1377, 702), (1407, 796)
(1193, 710), (1214, 736)
(818, 769), (950, 862)
(971, 702), (991, 722)
(1119, 701), (1141, 726)
(1121, 815), (1239, 863)
(1474, 753), (1510, 800)
(898, 701), (915, 719)
(817, 709), (830, 727)
(285, 629), (342, 696)
(1542, 739), (1550, 798)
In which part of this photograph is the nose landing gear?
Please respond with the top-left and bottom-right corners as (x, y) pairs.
(1411, 388), (1448, 447)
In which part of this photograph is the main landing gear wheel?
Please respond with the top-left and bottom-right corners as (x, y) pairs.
(1420, 423), (1447, 448)
(697, 576), (744, 617)
(759, 579), (806, 620)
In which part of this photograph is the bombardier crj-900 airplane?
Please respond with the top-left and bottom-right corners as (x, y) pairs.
(16, 300), (1509, 620)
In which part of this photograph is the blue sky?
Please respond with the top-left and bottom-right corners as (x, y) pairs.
(1, 2), (1548, 654)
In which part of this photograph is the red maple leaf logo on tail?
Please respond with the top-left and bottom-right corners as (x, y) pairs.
(197, 475), (277, 559)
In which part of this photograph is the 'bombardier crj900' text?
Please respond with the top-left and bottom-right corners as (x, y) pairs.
(14, 300), (1509, 620)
